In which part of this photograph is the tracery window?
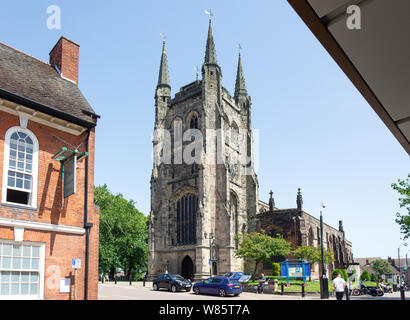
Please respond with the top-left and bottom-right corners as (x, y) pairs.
(176, 194), (198, 245)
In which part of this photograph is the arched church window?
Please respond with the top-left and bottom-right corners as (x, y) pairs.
(308, 227), (314, 247)
(176, 194), (198, 245)
(231, 122), (239, 150)
(190, 115), (199, 129)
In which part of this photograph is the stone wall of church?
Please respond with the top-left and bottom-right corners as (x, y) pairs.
(257, 209), (353, 279)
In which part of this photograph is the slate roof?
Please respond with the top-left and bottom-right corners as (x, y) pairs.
(0, 41), (96, 127)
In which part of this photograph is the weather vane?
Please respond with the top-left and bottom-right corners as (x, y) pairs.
(160, 33), (167, 42)
(237, 43), (242, 53)
(205, 9), (214, 20)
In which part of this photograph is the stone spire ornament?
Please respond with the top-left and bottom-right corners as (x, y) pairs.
(269, 190), (275, 212)
(157, 37), (170, 89)
(204, 16), (218, 66)
(296, 188), (303, 210)
(234, 48), (248, 99)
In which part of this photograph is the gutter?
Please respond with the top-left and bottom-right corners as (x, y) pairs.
(0, 87), (97, 129)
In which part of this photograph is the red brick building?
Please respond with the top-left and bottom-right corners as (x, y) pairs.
(0, 37), (99, 299)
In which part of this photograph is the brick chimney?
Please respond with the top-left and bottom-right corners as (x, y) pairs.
(49, 37), (80, 85)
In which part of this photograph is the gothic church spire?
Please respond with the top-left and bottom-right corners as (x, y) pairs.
(234, 52), (248, 98)
(157, 40), (170, 88)
(204, 18), (218, 66)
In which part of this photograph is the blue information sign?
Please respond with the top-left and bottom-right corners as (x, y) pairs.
(280, 259), (311, 284)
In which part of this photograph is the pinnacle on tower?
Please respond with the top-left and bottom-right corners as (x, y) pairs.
(269, 190), (275, 212)
(157, 40), (170, 88)
(204, 18), (218, 66)
(296, 188), (303, 210)
(234, 52), (248, 98)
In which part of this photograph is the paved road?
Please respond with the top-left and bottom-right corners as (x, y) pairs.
(98, 282), (407, 300)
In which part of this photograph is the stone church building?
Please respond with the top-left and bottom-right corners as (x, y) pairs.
(257, 189), (353, 279)
(149, 20), (353, 280)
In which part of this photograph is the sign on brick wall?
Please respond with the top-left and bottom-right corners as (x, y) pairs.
(64, 156), (76, 198)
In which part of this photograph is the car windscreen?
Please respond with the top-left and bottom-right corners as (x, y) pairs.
(170, 275), (185, 281)
(228, 279), (240, 284)
(224, 272), (233, 277)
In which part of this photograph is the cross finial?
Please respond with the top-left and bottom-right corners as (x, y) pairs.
(269, 190), (273, 198)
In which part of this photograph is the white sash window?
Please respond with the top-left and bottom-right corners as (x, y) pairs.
(0, 241), (45, 299)
(2, 127), (39, 208)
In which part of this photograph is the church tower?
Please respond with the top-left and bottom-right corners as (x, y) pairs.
(149, 19), (258, 279)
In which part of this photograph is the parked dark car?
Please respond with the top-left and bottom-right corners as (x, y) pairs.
(193, 277), (242, 297)
(153, 274), (192, 292)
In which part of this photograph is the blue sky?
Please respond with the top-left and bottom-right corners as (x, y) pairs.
(1, 0), (409, 259)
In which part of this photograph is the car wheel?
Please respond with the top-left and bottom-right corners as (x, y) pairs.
(153, 283), (158, 291)
(171, 285), (177, 293)
(193, 287), (200, 295)
(219, 289), (226, 297)
(234, 293), (239, 297)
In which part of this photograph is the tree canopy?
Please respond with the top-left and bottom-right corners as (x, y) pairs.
(392, 174), (410, 240)
(370, 259), (392, 277)
(292, 245), (334, 265)
(96, 184), (148, 278)
(235, 231), (291, 277)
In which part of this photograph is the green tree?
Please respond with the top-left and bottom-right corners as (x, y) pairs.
(370, 273), (378, 282)
(235, 231), (291, 278)
(391, 174), (410, 240)
(293, 245), (334, 266)
(370, 259), (392, 278)
(96, 184), (148, 279)
(360, 270), (371, 281)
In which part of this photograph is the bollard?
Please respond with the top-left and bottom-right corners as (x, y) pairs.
(301, 283), (305, 298)
(114, 276), (117, 285)
(345, 286), (350, 300)
(281, 282), (284, 296)
(129, 275), (132, 286)
(400, 287), (405, 300)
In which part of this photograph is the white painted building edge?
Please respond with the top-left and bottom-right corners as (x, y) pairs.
(0, 217), (85, 235)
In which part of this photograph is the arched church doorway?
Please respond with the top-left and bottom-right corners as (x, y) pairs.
(181, 255), (194, 280)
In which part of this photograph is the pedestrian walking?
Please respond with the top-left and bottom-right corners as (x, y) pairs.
(332, 273), (346, 300)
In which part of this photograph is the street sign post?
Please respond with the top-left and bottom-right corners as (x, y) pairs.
(72, 259), (81, 300)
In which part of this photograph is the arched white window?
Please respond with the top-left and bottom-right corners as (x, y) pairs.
(2, 127), (39, 207)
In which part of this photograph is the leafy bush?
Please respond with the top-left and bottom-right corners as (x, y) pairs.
(360, 270), (371, 281)
(332, 269), (348, 281)
(272, 263), (281, 276)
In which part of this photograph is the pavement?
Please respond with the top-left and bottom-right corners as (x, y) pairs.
(98, 282), (407, 300)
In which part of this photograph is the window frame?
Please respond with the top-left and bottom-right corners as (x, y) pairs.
(2, 127), (39, 209)
(0, 239), (45, 300)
